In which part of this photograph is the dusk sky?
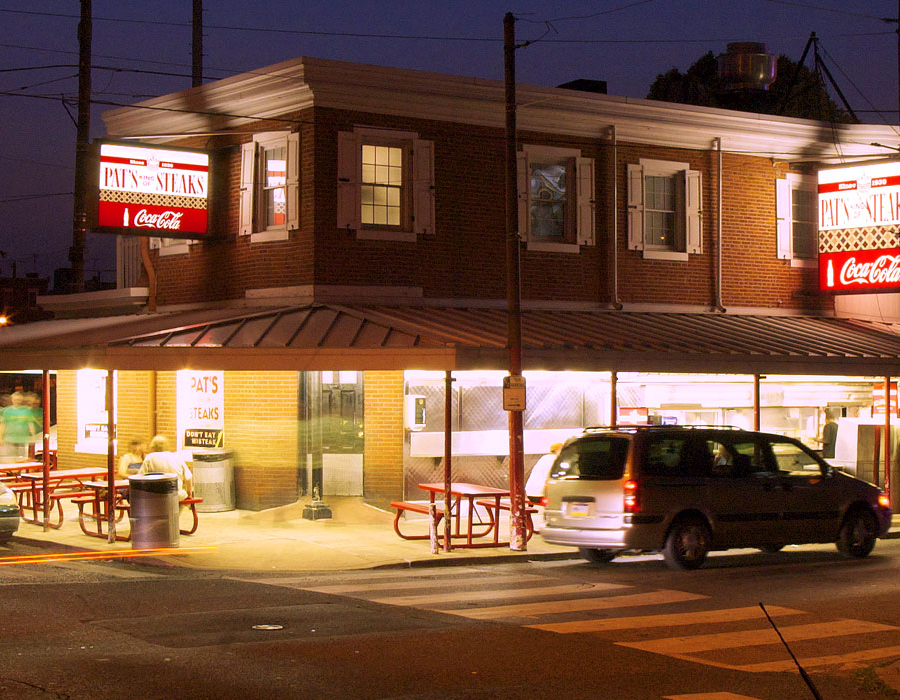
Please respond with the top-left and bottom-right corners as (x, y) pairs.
(1, 0), (898, 282)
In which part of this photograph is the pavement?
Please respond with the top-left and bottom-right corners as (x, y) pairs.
(5, 496), (578, 572)
(8, 497), (900, 574)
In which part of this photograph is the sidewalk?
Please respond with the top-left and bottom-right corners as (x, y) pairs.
(7, 497), (577, 573)
(10, 499), (900, 574)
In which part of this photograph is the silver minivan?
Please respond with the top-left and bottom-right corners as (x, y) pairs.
(540, 426), (892, 570)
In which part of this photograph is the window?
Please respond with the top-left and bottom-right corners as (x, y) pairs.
(239, 131), (300, 242)
(627, 158), (702, 261)
(337, 128), (434, 241)
(776, 174), (817, 266)
(517, 145), (595, 251)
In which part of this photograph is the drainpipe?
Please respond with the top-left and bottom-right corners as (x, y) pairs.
(140, 237), (157, 312)
(610, 126), (622, 309)
(714, 137), (726, 312)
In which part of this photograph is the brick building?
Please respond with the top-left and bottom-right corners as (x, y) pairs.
(5, 56), (900, 517)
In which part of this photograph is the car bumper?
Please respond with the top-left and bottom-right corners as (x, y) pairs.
(0, 511), (19, 538)
(540, 524), (630, 549)
(876, 506), (893, 537)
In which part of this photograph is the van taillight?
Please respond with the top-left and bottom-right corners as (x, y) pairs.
(623, 480), (639, 513)
(539, 496), (548, 507)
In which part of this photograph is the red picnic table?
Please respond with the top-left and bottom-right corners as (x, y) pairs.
(18, 467), (111, 528)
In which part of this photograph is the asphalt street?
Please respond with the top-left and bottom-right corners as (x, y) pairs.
(4, 539), (900, 699)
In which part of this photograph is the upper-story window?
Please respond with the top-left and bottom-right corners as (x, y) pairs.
(517, 145), (595, 252)
(776, 173), (817, 266)
(337, 127), (434, 242)
(627, 158), (702, 261)
(239, 131), (300, 243)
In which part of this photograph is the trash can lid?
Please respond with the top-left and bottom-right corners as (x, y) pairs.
(129, 472), (178, 493)
(192, 449), (234, 462)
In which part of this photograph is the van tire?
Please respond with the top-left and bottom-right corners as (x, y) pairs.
(579, 548), (617, 564)
(663, 517), (710, 570)
(836, 507), (877, 559)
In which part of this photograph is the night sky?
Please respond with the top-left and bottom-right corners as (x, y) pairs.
(1, 0), (897, 283)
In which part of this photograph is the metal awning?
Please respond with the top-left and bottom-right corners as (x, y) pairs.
(1, 303), (899, 375)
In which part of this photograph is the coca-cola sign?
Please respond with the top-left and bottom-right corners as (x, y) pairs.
(93, 141), (209, 238)
(819, 248), (900, 293)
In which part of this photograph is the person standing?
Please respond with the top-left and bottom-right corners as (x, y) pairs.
(0, 391), (37, 459)
(138, 435), (192, 500)
(821, 411), (839, 460)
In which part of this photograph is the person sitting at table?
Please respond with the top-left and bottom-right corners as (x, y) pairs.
(117, 438), (147, 479)
(138, 435), (193, 501)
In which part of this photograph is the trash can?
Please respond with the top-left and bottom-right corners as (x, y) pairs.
(191, 449), (235, 512)
(129, 473), (179, 548)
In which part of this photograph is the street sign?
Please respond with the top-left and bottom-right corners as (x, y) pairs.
(503, 375), (526, 411)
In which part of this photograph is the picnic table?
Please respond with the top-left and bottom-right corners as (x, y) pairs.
(391, 482), (536, 548)
(18, 467), (111, 528)
(76, 480), (131, 541)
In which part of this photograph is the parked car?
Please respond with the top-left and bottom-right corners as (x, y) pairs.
(540, 425), (892, 570)
(0, 481), (19, 543)
(525, 450), (560, 532)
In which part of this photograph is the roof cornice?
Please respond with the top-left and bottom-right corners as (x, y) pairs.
(102, 56), (900, 162)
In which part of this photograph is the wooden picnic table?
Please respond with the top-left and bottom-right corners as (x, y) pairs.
(18, 467), (111, 528)
(76, 480), (131, 540)
(415, 482), (535, 548)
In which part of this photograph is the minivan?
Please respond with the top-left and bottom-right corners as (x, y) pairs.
(540, 425), (892, 570)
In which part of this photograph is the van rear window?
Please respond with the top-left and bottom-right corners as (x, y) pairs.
(550, 437), (629, 480)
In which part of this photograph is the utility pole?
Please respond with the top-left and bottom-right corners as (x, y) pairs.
(504, 12), (527, 551)
(192, 0), (203, 88)
(69, 0), (91, 292)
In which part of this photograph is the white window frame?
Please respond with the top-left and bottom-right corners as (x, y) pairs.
(516, 145), (595, 253)
(627, 158), (702, 261)
(776, 173), (818, 268)
(337, 127), (435, 242)
(239, 131), (300, 243)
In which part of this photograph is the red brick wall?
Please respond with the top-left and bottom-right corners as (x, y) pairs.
(146, 108), (827, 312)
(362, 370), (404, 507)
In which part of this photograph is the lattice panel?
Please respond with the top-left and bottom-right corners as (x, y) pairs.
(819, 225), (900, 253)
(99, 189), (207, 210)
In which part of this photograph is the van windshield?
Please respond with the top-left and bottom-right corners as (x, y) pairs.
(550, 437), (629, 480)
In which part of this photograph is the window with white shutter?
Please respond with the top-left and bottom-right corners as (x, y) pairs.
(336, 127), (434, 242)
(515, 144), (595, 252)
(237, 131), (300, 243)
(627, 158), (702, 261)
(775, 174), (818, 267)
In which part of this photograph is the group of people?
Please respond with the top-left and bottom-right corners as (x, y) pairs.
(0, 391), (43, 459)
(118, 435), (193, 501)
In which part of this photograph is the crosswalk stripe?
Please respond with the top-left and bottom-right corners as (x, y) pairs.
(740, 643), (900, 673)
(371, 581), (630, 607)
(621, 619), (898, 655)
(438, 588), (707, 619)
(528, 605), (804, 634)
(307, 573), (550, 594)
(665, 693), (765, 699)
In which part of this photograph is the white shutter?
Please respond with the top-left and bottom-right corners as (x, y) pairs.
(516, 150), (529, 240)
(685, 169), (702, 254)
(412, 138), (435, 235)
(239, 141), (256, 235)
(775, 178), (792, 259)
(576, 157), (595, 246)
(336, 131), (360, 230)
(285, 132), (300, 231)
(626, 163), (644, 250)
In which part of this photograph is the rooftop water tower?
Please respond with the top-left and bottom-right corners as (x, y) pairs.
(717, 42), (777, 91)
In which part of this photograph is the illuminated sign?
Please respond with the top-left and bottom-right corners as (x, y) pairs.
(176, 371), (224, 450)
(93, 142), (209, 238)
(818, 160), (900, 293)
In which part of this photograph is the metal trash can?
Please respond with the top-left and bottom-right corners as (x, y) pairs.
(191, 449), (235, 512)
(129, 473), (179, 548)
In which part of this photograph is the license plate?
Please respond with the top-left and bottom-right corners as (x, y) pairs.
(567, 502), (591, 517)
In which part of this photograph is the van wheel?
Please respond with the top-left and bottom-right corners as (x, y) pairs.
(837, 508), (877, 559)
(759, 544), (784, 554)
(579, 548), (617, 565)
(663, 517), (710, 570)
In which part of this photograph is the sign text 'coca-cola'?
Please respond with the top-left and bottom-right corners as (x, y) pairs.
(819, 248), (900, 293)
